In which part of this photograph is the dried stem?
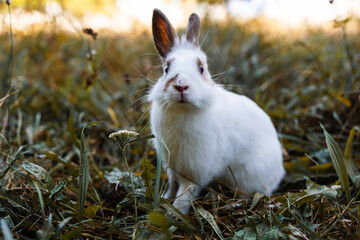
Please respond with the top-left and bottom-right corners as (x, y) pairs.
(121, 144), (138, 222)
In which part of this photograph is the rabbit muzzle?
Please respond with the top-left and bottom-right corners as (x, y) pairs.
(173, 84), (189, 93)
(172, 84), (189, 103)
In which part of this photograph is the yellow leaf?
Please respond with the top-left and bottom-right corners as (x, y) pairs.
(309, 163), (333, 171)
(107, 106), (119, 127)
(331, 92), (351, 107)
(149, 211), (170, 230)
(84, 204), (102, 219)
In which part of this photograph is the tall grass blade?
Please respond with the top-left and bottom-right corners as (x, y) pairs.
(191, 200), (204, 231)
(0, 92), (11, 109)
(53, 217), (72, 239)
(0, 146), (23, 180)
(89, 184), (101, 205)
(35, 182), (45, 218)
(154, 138), (163, 207)
(344, 127), (360, 188)
(1, 218), (15, 240)
(78, 121), (101, 219)
(321, 124), (351, 202)
(67, 112), (80, 148)
(37, 213), (55, 239)
(160, 139), (171, 197)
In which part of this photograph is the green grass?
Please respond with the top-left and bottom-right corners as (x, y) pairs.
(0, 6), (360, 239)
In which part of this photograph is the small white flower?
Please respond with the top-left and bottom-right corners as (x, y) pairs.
(109, 130), (139, 143)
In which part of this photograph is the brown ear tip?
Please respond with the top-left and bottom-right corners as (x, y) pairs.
(189, 13), (200, 22)
(153, 8), (164, 18)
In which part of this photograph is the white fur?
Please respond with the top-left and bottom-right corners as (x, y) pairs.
(148, 37), (285, 213)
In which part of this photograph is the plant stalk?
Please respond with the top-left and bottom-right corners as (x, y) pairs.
(122, 145), (138, 222)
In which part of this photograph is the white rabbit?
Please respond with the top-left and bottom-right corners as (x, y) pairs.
(149, 9), (285, 213)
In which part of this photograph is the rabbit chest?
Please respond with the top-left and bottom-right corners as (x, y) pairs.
(150, 104), (226, 185)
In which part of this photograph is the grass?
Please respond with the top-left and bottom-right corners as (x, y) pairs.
(0, 4), (360, 239)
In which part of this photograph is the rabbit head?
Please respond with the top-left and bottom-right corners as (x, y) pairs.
(149, 9), (216, 111)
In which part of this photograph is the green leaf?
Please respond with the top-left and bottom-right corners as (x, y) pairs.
(321, 124), (350, 202)
(104, 167), (127, 183)
(22, 162), (55, 191)
(161, 201), (197, 231)
(79, 121), (101, 219)
(281, 224), (309, 239)
(61, 226), (83, 240)
(306, 180), (340, 199)
(292, 180), (340, 207)
(1, 218), (15, 240)
(196, 207), (225, 240)
(233, 217), (257, 239)
(44, 152), (76, 169)
(49, 178), (66, 199)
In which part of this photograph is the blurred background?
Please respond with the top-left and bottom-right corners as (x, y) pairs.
(1, 0), (360, 32)
(1, 0), (360, 238)
(1, 0), (359, 209)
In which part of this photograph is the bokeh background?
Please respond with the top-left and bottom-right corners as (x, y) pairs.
(0, 0), (360, 239)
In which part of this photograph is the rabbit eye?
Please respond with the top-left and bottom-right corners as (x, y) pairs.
(199, 65), (204, 74)
(164, 59), (173, 74)
(197, 58), (204, 74)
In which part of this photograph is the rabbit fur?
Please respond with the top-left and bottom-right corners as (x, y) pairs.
(149, 9), (285, 213)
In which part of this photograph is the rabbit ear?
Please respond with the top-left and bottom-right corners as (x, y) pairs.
(186, 13), (201, 46)
(152, 9), (178, 58)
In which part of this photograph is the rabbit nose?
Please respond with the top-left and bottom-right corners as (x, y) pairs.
(173, 84), (189, 93)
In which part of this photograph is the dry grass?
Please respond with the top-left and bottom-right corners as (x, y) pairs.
(0, 5), (360, 239)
